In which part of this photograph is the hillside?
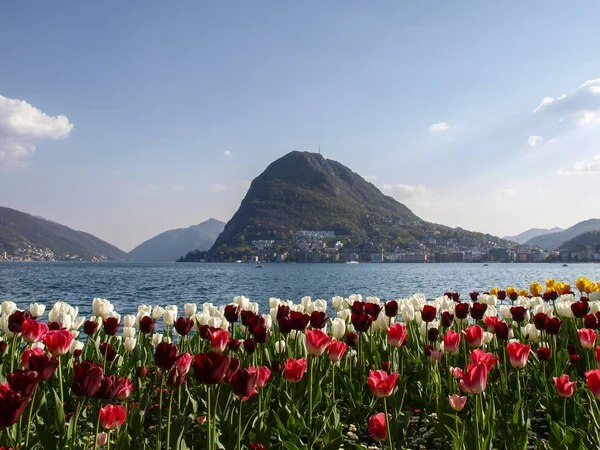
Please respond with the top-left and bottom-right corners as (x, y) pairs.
(559, 231), (600, 252)
(503, 227), (564, 245)
(129, 219), (225, 262)
(525, 219), (600, 250)
(0, 206), (128, 261)
(181, 151), (507, 261)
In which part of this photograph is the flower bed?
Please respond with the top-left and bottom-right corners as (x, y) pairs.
(1, 277), (600, 449)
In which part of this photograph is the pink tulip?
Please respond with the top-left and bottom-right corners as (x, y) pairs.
(457, 362), (488, 395)
(443, 330), (461, 354)
(248, 366), (271, 388)
(448, 394), (467, 411)
(387, 323), (407, 347)
(462, 325), (484, 348)
(328, 339), (347, 362)
(43, 330), (74, 356)
(21, 319), (48, 344)
(430, 349), (443, 362)
(305, 329), (331, 356)
(368, 412), (387, 441)
(367, 370), (399, 398)
(470, 349), (500, 372)
(553, 374), (576, 398)
(579, 328), (597, 350)
(506, 342), (531, 369)
(210, 330), (229, 353)
(586, 368), (600, 399)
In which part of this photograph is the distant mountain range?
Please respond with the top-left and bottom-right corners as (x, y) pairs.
(128, 219), (225, 262)
(0, 206), (128, 260)
(524, 219), (600, 250)
(181, 151), (509, 261)
(503, 227), (564, 245)
(560, 230), (600, 252)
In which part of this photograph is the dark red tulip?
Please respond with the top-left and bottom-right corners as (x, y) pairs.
(571, 301), (590, 318)
(385, 301), (398, 318)
(103, 317), (120, 336)
(139, 316), (155, 334)
(0, 341), (7, 353)
(277, 317), (292, 334)
(155, 343), (178, 370)
(27, 353), (59, 381)
(240, 310), (255, 327)
(470, 302), (488, 320)
(351, 312), (373, 332)
(8, 310), (30, 333)
(568, 345), (578, 355)
(495, 321), (509, 340)
(310, 311), (328, 329)
(533, 313), (547, 330)
(364, 303), (382, 320)
(289, 312), (310, 331)
(351, 301), (364, 314)
(0, 387), (30, 427)
(584, 314), (598, 329)
(508, 291), (518, 302)
(7, 370), (39, 396)
(243, 338), (256, 354)
(510, 306), (527, 323)
(537, 347), (551, 361)
(250, 444), (266, 450)
(174, 317), (194, 336)
(248, 314), (265, 330)
(454, 302), (470, 319)
(381, 361), (391, 372)
(497, 291), (506, 301)
(545, 317), (563, 335)
(424, 345), (433, 356)
(135, 366), (148, 378)
(192, 352), (231, 385)
(253, 326), (269, 344)
(421, 305), (437, 323)
(224, 304), (240, 323)
(346, 333), (358, 346)
(223, 358), (241, 383)
(73, 349), (82, 359)
(99, 342), (117, 362)
(94, 375), (126, 400)
(271, 361), (282, 372)
(230, 369), (258, 400)
(227, 338), (241, 351)
(543, 291), (558, 302)
(84, 320), (99, 335)
(427, 328), (439, 342)
(582, 296), (590, 302)
(570, 354), (580, 367)
(276, 305), (290, 321)
(469, 292), (479, 301)
(48, 322), (62, 331)
(440, 312), (454, 328)
(198, 325), (211, 340)
(72, 361), (104, 397)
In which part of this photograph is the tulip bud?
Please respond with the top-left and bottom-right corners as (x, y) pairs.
(97, 432), (107, 447)
(274, 340), (286, 354)
(184, 303), (197, 317)
(136, 366), (148, 377)
(123, 315), (136, 328)
(29, 303), (46, 318)
(151, 333), (163, 347)
(0, 340), (7, 353)
(381, 361), (390, 372)
(271, 361), (282, 372)
(124, 337), (136, 352)
(163, 310), (176, 327)
(70, 340), (84, 355)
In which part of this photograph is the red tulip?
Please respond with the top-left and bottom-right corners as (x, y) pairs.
(95, 375), (129, 400)
(99, 404), (127, 430)
(381, 361), (391, 371)
(271, 361), (282, 372)
(367, 370), (399, 398)
(43, 329), (74, 356)
(454, 302), (470, 319)
(470, 302), (487, 320)
(210, 329), (229, 353)
(553, 374), (576, 398)
(7, 370), (39, 396)
(103, 317), (120, 336)
(596, 346), (600, 367)
(289, 311), (310, 331)
(351, 312), (373, 332)
(457, 362), (488, 395)
(310, 311), (328, 329)
(174, 317), (194, 336)
(193, 352), (231, 385)
(448, 394), (467, 411)
(462, 325), (484, 348)
(0, 384), (30, 427)
(427, 327), (439, 342)
(305, 329), (331, 356)
(252, 325), (269, 343)
(421, 305), (437, 323)
(469, 292), (479, 301)
(584, 314), (597, 329)
(364, 303), (382, 320)
(231, 369), (258, 401)
(22, 347), (44, 368)
(250, 444), (266, 450)
(570, 354), (581, 367)
(510, 306), (527, 322)
(470, 350), (500, 372)
(167, 353), (193, 389)
(578, 328), (598, 350)
(0, 341), (7, 354)
(544, 317), (563, 335)
(277, 316), (292, 334)
(223, 358), (241, 383)
(135, 366), (148, 378)
(99, 342), (117, 362)
(484, 316), (500, 333)
(443, 330), (461, 354)
(248, 366), (271, 388)
(533, 313), (547, 330)
(351, 301), (364, 314)
(385, 301), (398, 318)
(537, 347), (551, 361)
(21, 319), (48, 344)
(572, 301), (590, 318)
(495, 321), (509, 340)
(72, 361), (104, 397)
(387, 323), (407, 347)
(283, 358), (307, 383)
(346, 333), (359, 346)
(139, 316), (155, 334)
(243, 338), (256, 354)
(84, 320), (99, 335)
(368, 412), (387, 441)
(224, 304), (240, 323)
(8, 310), (30, 333)
(116, 378), (134, 400)
(155, 342), (179, 370)
(586, 369), (600, 399)
(240, 310), (255, 327)
(506, 342), (531, 369)
(440, 311), (454, 328)
(328, 339), (347, 362)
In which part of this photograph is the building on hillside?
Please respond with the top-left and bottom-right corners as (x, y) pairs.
(371, 252), (384, 263)
(252, 240), (275, 250)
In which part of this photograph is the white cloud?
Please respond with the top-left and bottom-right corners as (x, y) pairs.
(0, 94), (73, 165)
(429, 122), (450, 134)
(500, 188), (517, 196)
(533, 78), (600, 127)
(211, 183), (227, 193)
(557, 154), (600, 176)
(223, 150), (232, 156)
(527, 136), (543, 147)
(170, 184), (187, 192)
(533, 95), (566, 113)
(364, 175), (377, 182)
(382, 183), (433, 199)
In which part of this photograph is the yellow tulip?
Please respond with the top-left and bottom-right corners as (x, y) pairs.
(518, 289), (528, 297)
(506, 286), (517, 297)
(557, 282), (571, 295)
(490, 287), (499, 296)
(576, 277), (588, 293)
(546, 279), (557, 289)
(584, 282), (593, 294)
(530, 282), (543, 297)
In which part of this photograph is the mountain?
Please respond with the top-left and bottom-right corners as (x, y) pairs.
(182, 151), (508, 261)
(128, 219), (225, 262)
(503, 227), (564, 245)
(525, 219), (600, 250)
(559, 231), (600, 252)
(0, 206), (128, 260)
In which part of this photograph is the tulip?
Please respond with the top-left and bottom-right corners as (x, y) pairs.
(163, 310), (176, 327)
(510, 306), (527, 322)
(368, 412), (387, 441)
(103, 317), (120, 336)
(584, 314), (597, 329)
(230, 369), (258, 401)
(210, 329), (229, 353)
(443, 330), (461, 354)
(8, 310), (30, 333)
(346, 333), (358, 346)
(533, 313), (547, 330)
(463, 325), (484, 348)
(457, 362), (488, 394)
(283, 358), (308, 383)
(530, 282), (543, 297)
(330, 318), (345, 340)
(0, 340), (7, 354)
(253, 325), (269, 343)
(224, 304), (240, 323)
(387, 323), (407, 347)
(305, 329), (331, 356)
(43, 329), (73, 356)
(7, 370), (39, 396)
(507, 342), (531, 369)
(553, 374), (576, 398)
(544, 317), (563, 335)
(99, 343), (117, 362)
(135, 366), (148, 377)
(99, 404), (127, 430)
(385, 301), (398, 317)
(586, 368), (600, 399)
(537, 347), (551, 361)
(21, 319), (48, 344)
(184, 303), (197, 317)
(351, 312), (373, 332)
(572, 301), (590, 318)
(310, 311), (328, 329)
(455, 302), (470, 319)
(421, 305), (437, 322)
(579, 328), (598, 350)
(470, 302), (487, 320)
(449, 394), (467, 411)
(0, 385), (30, 427)
(289, 311), (310, 331)
(72, 361), (104, 397)
(328, 339), (347, 362)
(248, 366), (271, 388)
(155, 343), (179, 370)
(122, 326), (135, 339)
(243, 338), (256, 354)
(364, 303), (382, 320)
(193, 352), (232, 385)
(139, 316), (155, 334)
(367, 370), (399, 398)
(250, 444), (266, 450)
(440, 311), (454, 328)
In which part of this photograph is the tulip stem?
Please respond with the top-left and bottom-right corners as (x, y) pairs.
(309, 356), (313, 418)
(58, 355), (64, 406)
(563, 397), (567, 425)
(106, 430), (111, 450)
(332, 364), (335, 404)
(166, 390), (174, 450)
(25, 385), (37, 448)
(474, 394), (481, 450)
(157, 372), (164, 450)
(71, 397), (83, 448)
(383, 398), (393, 450)
(207, 386), (212, 450)
(94, 404), (102, 450)
(237, 398), (243, 450)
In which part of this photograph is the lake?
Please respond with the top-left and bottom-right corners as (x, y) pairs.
(1, 261), (599, 317)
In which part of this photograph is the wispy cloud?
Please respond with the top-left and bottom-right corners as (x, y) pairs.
(382, 183), (433, 199)
(429, 122), (451, 134)
(0, 94), (73, 166)
(223, 150), (232, 157)
(527, 136), (543, 147)
(557, 154), (600, 176)
(211, 183), (227, 193)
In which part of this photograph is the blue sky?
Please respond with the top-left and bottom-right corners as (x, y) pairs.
(1, 1), (600, 250)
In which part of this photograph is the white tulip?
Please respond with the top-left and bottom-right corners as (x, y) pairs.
(301, 296), (312, 310)
(163, 310), (176, 326)
(138, 304), (152, 317)
(30, 303), (46, 317)
(556, 301), (574, 318)
(331, 318), (346, 340)
(499, 305), (512, 321)
(55, 312), (72, 330)
(337, 309), (350, 323)
(521, 324), (540, 342)
(165, 305), (178, 316)
(70, 330), (80, 340)
(331, 296), (344, 311)
(262, 314), (273, 329)
(184, 303), (197, 317)
(0, 315), (14, 338)
(1, 301), (17, 316)
(92, 298), (114, 318)
(274, 340), (286, 354)
(366, 296), (381, 304)
(247, 302), (259, 314)
(313, 299), (327, 312)
(123, 326), (136, 339)
(270, 307), (278, 323)
(152, 306), (165, 319)
(71, 316), (85, 331)
(32, 342), (45, 350)
(590, 292), (600, 302)
(207, 316), (222, 328)
(124, 337), (137, 352)
(123, 315), (136, 328)
(70, 340), (84, 354)
(233, 296), (249, 310)
(269, 298), (280, 309)
(400, 302), (415, 322)
(347, 324), (355, 334)
(483, 332), (494, 345)
(349, 294), (363, 304)
(151, 333), (163, 346)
